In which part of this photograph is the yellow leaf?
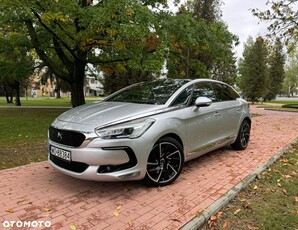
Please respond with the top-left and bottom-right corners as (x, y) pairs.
(70, 224), (76, 230)
(116, 205), (122, 210)
(6, 209), (14, 213)
(253, 185), (258, 190)
(128, 221), (133, 227)
(114, 211), (119, 217)
(295, 197), (298, 203)
(234, 209), (241, 215)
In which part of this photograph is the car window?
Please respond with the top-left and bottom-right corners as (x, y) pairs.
(190, 82), (217, 105)
(171, 86), (193, 106)
(213, 83), (240, 101)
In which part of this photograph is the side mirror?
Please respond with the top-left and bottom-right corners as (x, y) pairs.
(195, 97), (212, 107)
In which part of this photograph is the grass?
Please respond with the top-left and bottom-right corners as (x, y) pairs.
(0, 108), (68, 169)
(255, 100), (298, 112)
(0, 96), (100, 107)
(202, 143), (298, 230)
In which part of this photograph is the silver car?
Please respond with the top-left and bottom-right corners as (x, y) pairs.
(48, 78), (251, 186)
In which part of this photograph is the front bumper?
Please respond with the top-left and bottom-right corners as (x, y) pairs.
(48, 137), (152, 181)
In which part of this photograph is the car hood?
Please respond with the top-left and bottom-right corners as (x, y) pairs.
(53, 101), (165, 132)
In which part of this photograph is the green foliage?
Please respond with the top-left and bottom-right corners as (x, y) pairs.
(0, 25), (35, 105)
(239, 37), (269, 103)
(0, 0), (169, 107)
(265, 38), (285, 101)
(283, 49), (298, 96)
(252, 0), (298, 50)
(166, 1), (238, 84)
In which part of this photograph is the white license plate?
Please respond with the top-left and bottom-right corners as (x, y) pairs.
(50, 145), (71, 162)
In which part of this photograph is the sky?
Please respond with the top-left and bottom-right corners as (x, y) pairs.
(221, 0), (269, 59)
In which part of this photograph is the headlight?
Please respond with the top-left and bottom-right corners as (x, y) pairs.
(95, 118), (155, 139)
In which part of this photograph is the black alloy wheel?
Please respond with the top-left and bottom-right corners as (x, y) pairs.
(144, 137), (184, 186)
(231, 119), (251, 150)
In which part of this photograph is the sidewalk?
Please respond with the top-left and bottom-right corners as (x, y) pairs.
(1, 105), (297, 230)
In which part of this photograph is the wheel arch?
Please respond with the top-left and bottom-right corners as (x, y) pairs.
(157, 133), (184, 152)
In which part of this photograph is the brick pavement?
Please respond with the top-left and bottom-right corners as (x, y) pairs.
(0, 105), (297, 230)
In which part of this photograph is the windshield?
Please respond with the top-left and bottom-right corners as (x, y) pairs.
(105, 79), (190, 105)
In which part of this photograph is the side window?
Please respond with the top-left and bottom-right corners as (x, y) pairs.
(171, 86), (193, 106)
(190, 82), (216, 105)
(213, 83), (240, 101)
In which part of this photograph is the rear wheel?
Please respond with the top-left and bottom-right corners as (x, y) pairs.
(144, 137), (184, 186)
(231, 120), (251, 150)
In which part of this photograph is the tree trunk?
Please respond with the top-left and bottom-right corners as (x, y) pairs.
(70, 80), (85, 107)
(69, 60), (86, 107)
(4, 86), (12, 103)
(14, 81), (21, 106)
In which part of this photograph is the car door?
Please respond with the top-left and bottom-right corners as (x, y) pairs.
(212, 82), (242, 141)
(182, 82), (225, 157)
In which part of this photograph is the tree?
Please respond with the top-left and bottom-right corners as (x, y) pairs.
(265, 38), (285, 101)
(0, 28), (35, 106)
(239, 37), (269, 103)
(166, 0), (238, 84)
(252, 0), (298, 50)
(0, 0), (168, 107)
(283, 49), (298, 96)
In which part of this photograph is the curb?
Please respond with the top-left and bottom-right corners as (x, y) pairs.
(180, 137), (298, 230)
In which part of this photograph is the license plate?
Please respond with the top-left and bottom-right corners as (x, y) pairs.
(50, 145), (71, 162)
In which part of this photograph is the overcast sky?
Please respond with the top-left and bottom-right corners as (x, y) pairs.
(221, 0), (269, 59)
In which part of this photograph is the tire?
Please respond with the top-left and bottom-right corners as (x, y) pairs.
(144, 137), (184, 187)
(231, 119), (251, 150)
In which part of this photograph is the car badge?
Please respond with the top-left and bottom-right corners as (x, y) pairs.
(57, 132), (63, 141)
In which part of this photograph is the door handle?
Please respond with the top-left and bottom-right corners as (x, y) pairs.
(214, 111), (221, 117)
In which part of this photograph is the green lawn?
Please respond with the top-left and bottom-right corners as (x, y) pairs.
(0, 108), (68, 169)
(202, 143), (298, 230)
(0, 96), (100, 107)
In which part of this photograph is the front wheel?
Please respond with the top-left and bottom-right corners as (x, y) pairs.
(231, 119), (251, 150)
(144, 137), (184, 187)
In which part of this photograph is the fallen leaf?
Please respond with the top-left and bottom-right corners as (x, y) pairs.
(115, 205), (122, 210)
(70, 224), (76, 230)
(210, 215), (217, 221)
(282, 188), (289, 196)
(253, 185), (258, 190)
(195, 210), (201, 217)
(234, 209), (241, 215)
(5, 209), (14, 213)
(217, 211), (223, 217)
(42, 207), (51, 212)
(169, 218), (181, 222)
(295, 197), (298, 203)
(223, 221), (228, 228)
(114, 211), (119, 217)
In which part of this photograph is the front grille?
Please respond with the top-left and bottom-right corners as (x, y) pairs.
(49, 126), (85, 147)
(50, 154), (89, 173)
